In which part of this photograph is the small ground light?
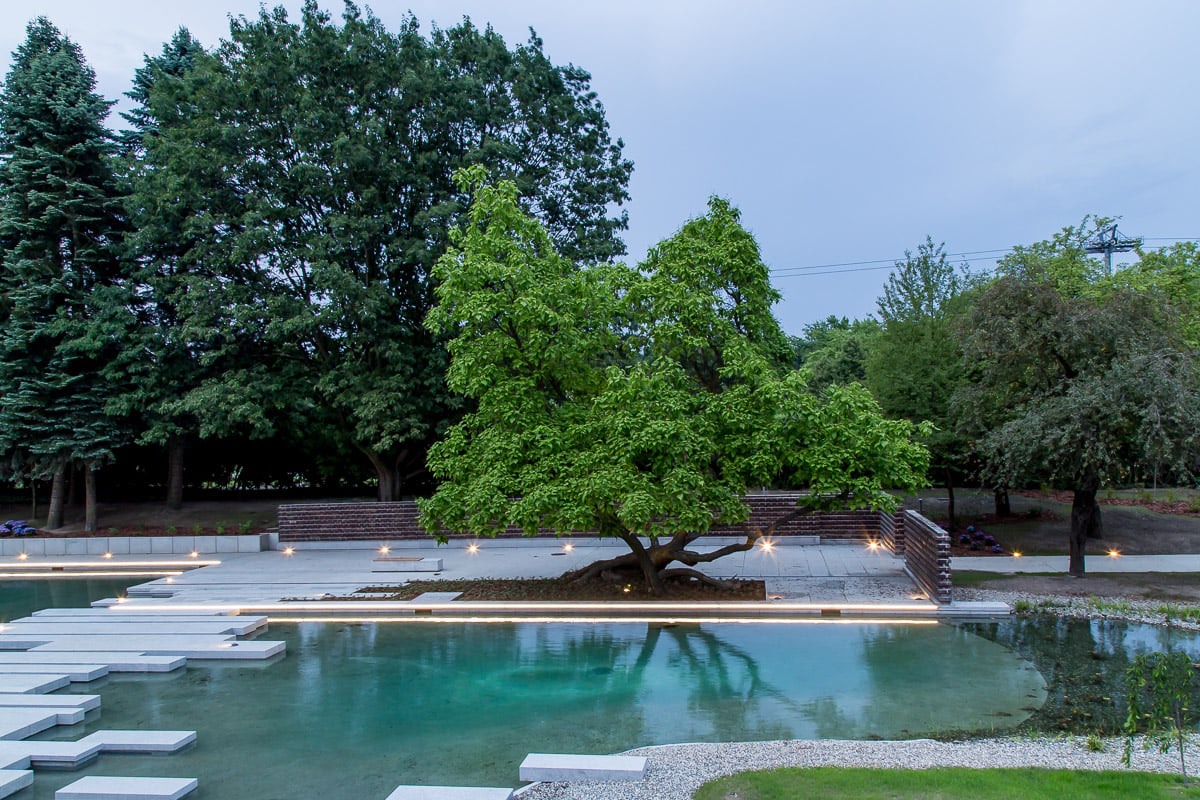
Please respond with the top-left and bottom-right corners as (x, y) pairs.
(188, 551), (199, 558)
(16, 553), (27, 561)
(102, 552), (113, 559)
(562, 543), (574, 553)
(379, 546), (390, 555)
(758, 539), (774, 552)
(467, 543), (479, 554)
(1012, 551), (1022, 558)
(867, 540), (881, 551)
(283, 546), (295, 556)
(1108, 548), (1121, 558)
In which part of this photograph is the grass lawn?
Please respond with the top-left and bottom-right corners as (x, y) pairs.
(693, 767), (1200, 799)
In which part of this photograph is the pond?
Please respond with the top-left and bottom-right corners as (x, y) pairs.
(0, 579), (1192, 799)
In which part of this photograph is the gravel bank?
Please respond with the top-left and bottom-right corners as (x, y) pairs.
(955, 587), (1200, 630)
(516, 736), (1185, 800)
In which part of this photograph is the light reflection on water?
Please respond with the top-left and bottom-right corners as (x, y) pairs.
(22, 619), (1046, 799)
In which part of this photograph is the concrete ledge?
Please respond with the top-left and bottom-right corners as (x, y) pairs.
(0, 674), (69, 694)
(0, 534), (267, 557)
(56, 776), (198, 800)
(0, 663), (107, 681)
(519, 753), (647, 782)
(0, 708), (78, 739)
(385, 787), (513, 800)
(0, 652), (185, 673)
(372, 557), (443, 573)
(0, 694), (100, 712)
(79, 730), (196, 753)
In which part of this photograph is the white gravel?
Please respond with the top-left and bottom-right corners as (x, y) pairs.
(515, 736), (1188, 800)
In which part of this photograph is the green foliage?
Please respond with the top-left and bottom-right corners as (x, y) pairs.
(420, 170), (928, 588)
(133, 2), (632, 498)
(1124, 650), (1200, 780)
(1086, 733), (1107, 752)
(0, 18), (130, 500)
(792, 315), (879, 391)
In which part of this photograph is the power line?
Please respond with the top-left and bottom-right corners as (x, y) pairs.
(768, 237), (1200, 279)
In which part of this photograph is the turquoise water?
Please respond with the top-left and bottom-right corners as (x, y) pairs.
(27, 619), (1045, 799)
(0, 578), (137, 622)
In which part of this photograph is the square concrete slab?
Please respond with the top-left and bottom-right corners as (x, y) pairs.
(385, 787), (513, 800)
(55, 776), (198, 800)
(79, 730), (196, 753)
(519, 753), (646, 782)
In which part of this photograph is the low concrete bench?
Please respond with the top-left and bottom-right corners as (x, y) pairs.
(519, 753), (647, 782)
(372, 557), (443, 573)
(56, 776), (197, 800)
(385, 786), (513, 800)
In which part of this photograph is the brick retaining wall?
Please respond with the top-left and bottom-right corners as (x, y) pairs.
(900, 509), (952, 604)
(278, 494), (887, 544)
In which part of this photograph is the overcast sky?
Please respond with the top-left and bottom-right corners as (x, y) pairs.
(5, 1), (1198, 334)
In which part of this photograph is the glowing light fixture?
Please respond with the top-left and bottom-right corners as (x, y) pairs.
(102, 552), (113, 559)
(866, 540), (881, 551)
(758, 539), (775, 553)
(16, 553), (28, 561)
(467, 543), (479, 554)
(1012, 551), (1022, 558)
(562, 543), (574, 553)
(1107, 548), (1121, 558)
(283, 547), (295, 556)
(188, 551), (199, 558)
(379, 546), (390, 555)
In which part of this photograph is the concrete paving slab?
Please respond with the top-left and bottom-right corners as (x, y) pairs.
(2, 620), (265, 636)
(519, 753), (646, 782)
(0, 663), (107, 681)
(0, 770), (31, 799)
(0, 653), (184, 672)
(0, 707), (76, 738)
(0, 675), (69, 694)
(14, 636), (283, 660)
(0, 693), (100, 712)
(79, 730), (196, 753)
(385, 787), (513, 800)
(56, 775), (197, 800)
(952, 553), (1200, 573)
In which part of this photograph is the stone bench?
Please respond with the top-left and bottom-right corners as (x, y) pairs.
(56, 776), (197, 800)
(385, 786), (513, 800)
(371, 557), (443, 573)
(519, 753), (647, 782)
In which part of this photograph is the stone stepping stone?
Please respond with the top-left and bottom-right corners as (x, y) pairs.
(79, 730), (196, 753)
(0, 769), (31, 799)
(13, 636), (284, 660)
(0, 693), (100, 712)
(0, 675), (69, 694)
(0, 708), (78, 739)
(0, 663), (107, 681)
(385, 787), (512, 800)
(0, 652), (183, 673)
(56, 776), (197, 800)
(519, 753), (647, 782)
(409, 592), (463, 604)
(5, 619), (265, 636)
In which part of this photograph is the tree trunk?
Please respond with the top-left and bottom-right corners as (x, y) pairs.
(1069, 480), (1101, 577)
(945, 467), (956, 533)
(46, 467), (65, 530)
(364, 451), (402, 501)
(84, 465), (98, 532)
(65, 465), (77, 509)
(166, 437), (185, 510)
(993, 486), (1011, 517)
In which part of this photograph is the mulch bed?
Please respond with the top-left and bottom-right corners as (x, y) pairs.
(353, 576), (767, 601)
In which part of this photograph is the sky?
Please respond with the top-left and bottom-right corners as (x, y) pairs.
(4, 0), (1198, 335)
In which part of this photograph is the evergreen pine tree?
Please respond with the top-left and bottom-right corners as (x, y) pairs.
(0, 17), (129, 530)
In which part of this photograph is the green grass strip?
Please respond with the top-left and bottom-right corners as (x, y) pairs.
(693, 767), (1200, 799)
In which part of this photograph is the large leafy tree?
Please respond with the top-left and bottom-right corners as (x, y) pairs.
(0, 18), (129, 530)
(957, 246), (1199, 576)
(138, 2), (632, 500)
(420, 170), (929, 595)
(791, 315), (879, 391)
(865, 237), (974, 528)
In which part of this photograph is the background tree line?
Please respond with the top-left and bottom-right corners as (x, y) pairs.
(794, 221), (1200, 575)
(0, 3), (632, 528)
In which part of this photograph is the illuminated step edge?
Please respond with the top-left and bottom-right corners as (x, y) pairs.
(56, 775), (198, 800)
